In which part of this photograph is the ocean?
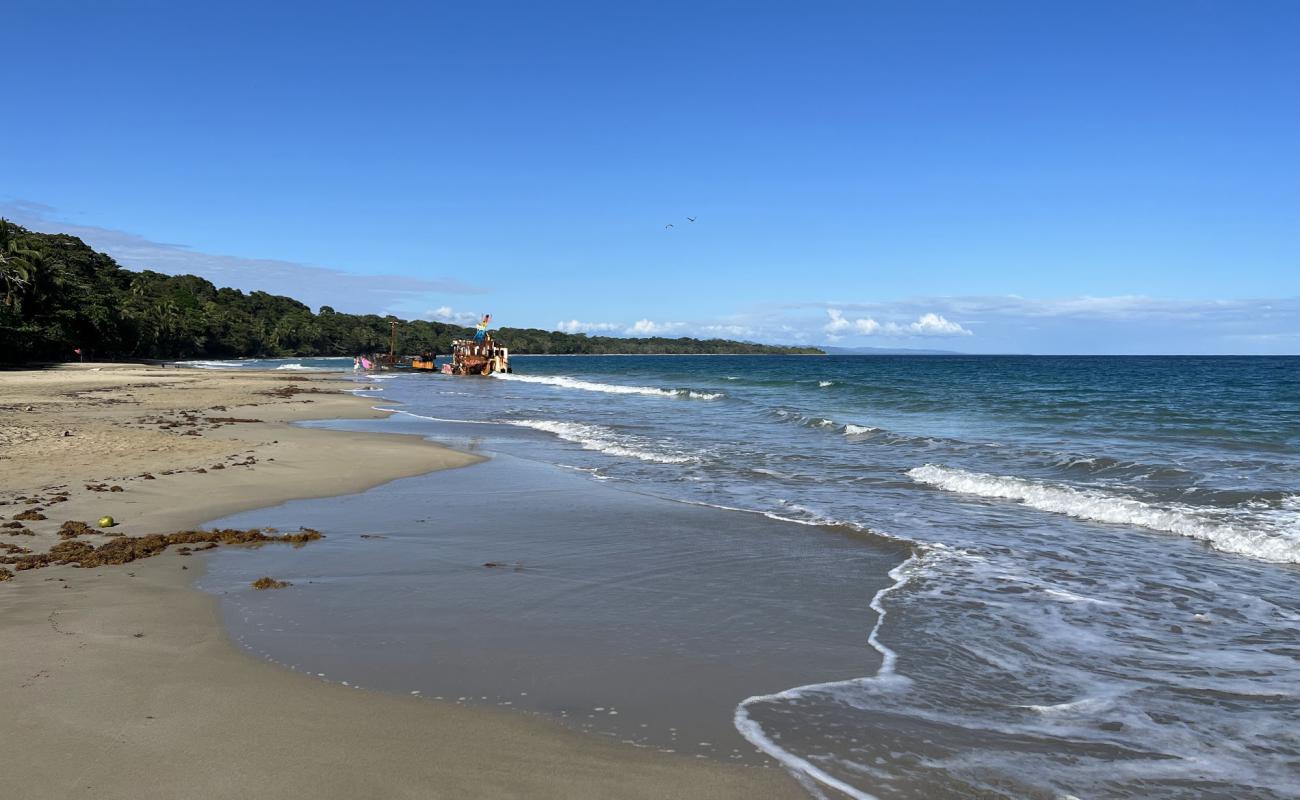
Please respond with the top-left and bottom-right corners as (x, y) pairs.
(195, 355), (1299, 799)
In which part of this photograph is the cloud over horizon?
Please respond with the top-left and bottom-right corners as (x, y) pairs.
(824, 309), (973, 338)
(6, 200), (1296, 354)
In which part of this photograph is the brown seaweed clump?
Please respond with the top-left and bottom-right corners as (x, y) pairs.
(0, 568), (13, 582)
(0, 528), (323, 572)
(59, 521), (94, 539)
(259, 384), (326, 399)
(14, 510), (47, 521)
(251, 576), (292, 590)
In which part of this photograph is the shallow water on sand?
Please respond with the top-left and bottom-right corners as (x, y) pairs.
(201, 454), (902, 762)
(199, 355), (1300, 798)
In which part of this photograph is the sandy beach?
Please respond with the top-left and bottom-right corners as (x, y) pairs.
(0, 365), (802, 799)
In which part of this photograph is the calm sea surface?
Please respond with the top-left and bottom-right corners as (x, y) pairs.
(198, 355), (1300, 799)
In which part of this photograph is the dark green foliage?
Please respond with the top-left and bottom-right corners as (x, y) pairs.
(0, 220), (822, 362)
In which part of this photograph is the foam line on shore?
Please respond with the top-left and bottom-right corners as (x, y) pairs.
(733, 551), (922, 800)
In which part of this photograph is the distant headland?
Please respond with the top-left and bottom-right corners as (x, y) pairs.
(0, 220), (822, 362)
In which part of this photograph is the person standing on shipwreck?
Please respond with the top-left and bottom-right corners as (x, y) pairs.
(474, 313), (492, 343)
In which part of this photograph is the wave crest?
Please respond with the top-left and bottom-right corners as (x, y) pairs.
(492, 373), (723, 400)
(907, 464), (1300, 564)
(506, 419), (696, 464)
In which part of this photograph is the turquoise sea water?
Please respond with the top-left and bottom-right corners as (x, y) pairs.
(198, 355), (1300, 798)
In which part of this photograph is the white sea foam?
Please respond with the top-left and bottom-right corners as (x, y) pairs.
(818, 380), (834, 388)
(908, 464), (1300, 564)
(379, 409), (499, 425)
(842, 424), (879, 436)
(491, 372), (723, 400)
(275, 363), (311, 370)
(734, 551), (923, 800)
(506, 419), (696, 464)
(179, 359), (250, 369)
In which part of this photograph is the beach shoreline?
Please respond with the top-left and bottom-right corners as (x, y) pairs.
(0, 364), (803, 799)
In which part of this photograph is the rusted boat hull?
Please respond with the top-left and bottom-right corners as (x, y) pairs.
(450, 339), (510, 376)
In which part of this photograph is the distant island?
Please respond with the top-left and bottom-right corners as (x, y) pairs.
(0, 221), (823, 362)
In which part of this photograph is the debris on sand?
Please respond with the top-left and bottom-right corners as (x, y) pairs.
(14, 510), (46, 522)
(0, 528), (323, 572)
(0, 568), (12, 582)
(259, 384), (327, 399)
(59, 521), (95, 539)
(251, 576), (292, 590)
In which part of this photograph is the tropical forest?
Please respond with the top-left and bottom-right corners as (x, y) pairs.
(0, 221), (822, 363)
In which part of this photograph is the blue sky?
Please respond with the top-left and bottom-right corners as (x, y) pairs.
(4, 1), (1298, 353)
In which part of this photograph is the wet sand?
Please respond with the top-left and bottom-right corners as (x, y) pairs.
(201, 427), (906, 764)
(0, 365), (803, 798)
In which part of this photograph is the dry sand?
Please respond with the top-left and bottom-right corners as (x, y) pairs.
(0, 364), (802, 799)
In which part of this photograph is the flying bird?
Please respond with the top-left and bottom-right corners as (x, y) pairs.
(664, 223), (674, 229)
(686, 217), (696, 223)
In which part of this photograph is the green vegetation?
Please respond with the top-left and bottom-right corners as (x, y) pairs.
(0, 221), (822, 362)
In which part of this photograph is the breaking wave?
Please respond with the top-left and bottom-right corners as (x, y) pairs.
(492, 372), (723, 400)
(908, 464), (1300, 563)
(179, 359), (251, 369)
(506, 419), (697, 464)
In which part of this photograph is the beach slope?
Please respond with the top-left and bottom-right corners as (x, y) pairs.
(0, 365), (800, 798)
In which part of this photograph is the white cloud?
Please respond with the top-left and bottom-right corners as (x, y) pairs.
(427, 306), (482, 325)
(824, 309), (970, 337)
(556, 319), (623, 334)
(628, 319), (687, 335)
(906, 312), (972, 336)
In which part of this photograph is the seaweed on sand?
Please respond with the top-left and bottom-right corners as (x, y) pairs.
(251, 576), (292, 590)
(0, 528), (323, 572)
(58, 521), (94, 539)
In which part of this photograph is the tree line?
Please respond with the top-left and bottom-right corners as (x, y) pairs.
(0, 221), (822, 362)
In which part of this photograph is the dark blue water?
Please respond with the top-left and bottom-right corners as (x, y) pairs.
(207, 355), (1300, 798)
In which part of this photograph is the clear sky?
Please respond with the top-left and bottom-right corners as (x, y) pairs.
(4, 1), (1298, 353)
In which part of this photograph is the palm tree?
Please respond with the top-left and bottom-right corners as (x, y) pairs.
(0, 219), (41, 310)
